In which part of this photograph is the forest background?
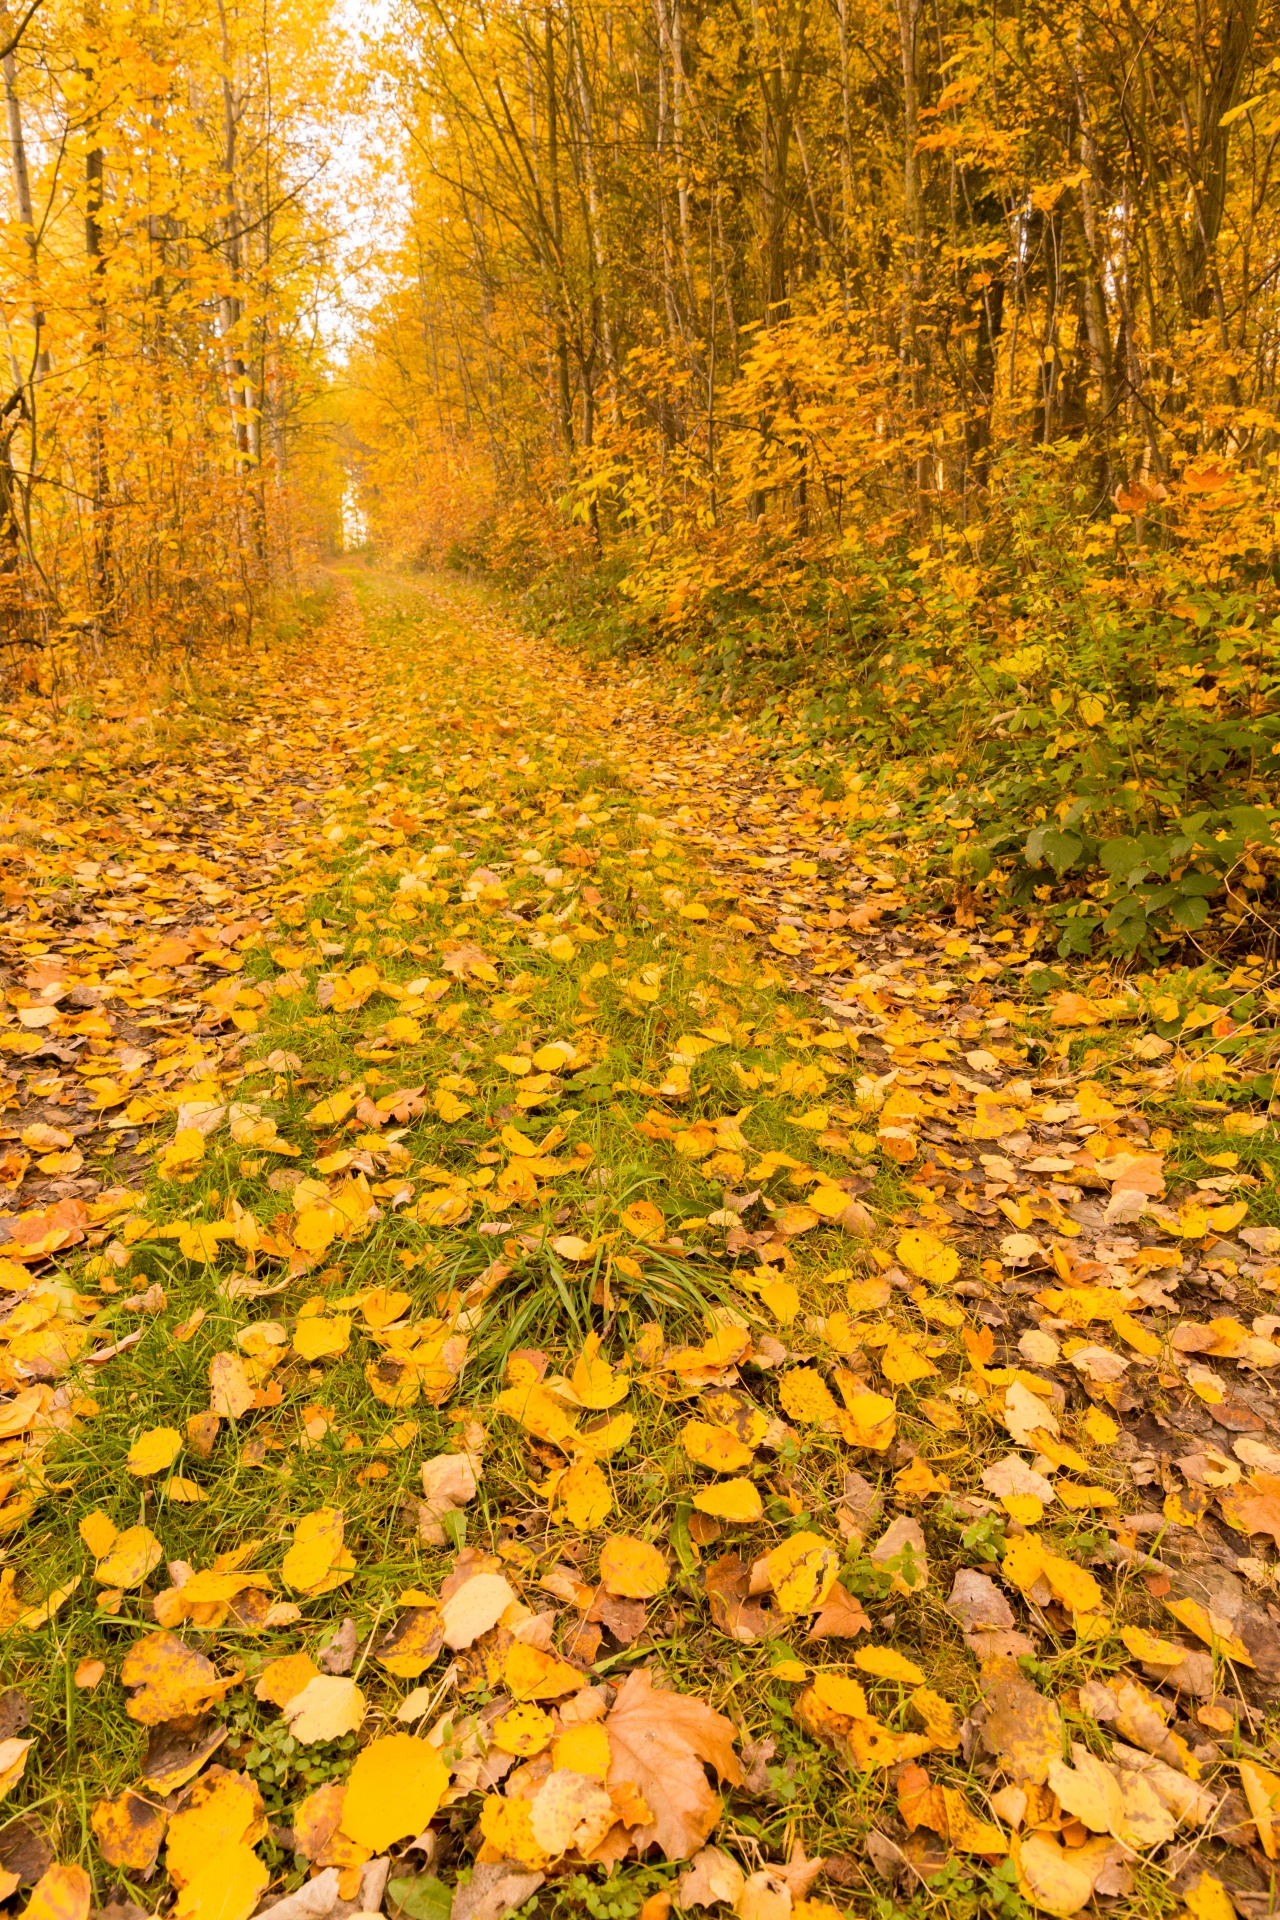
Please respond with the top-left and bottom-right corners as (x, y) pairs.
(0, 0), (1279, 961)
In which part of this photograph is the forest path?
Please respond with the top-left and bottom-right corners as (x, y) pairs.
(0, 569), (1273, 1920)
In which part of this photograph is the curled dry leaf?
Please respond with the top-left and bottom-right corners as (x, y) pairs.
(704, 1554), (779, 1644)
(1011, 1832), (1123, 1916)
(419, 1449), (482, 1545)
(678, 1846), (747, 1909)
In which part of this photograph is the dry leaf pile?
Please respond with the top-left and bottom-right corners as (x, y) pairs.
(0, 574), (1277, 1920)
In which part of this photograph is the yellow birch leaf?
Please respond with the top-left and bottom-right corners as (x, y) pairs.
(855, 1646), (926, 1685)
(504, 1641), (586, 1701)
(97, 1526), (163, 1589)
(282, 1508), (345, 1594)
(599, 1535), (668, 1599)
(779, 1368), (839, 1426)
(895, 1230), (959, 1287)
(767, 1532), (839, 1614)
(558, 1457), (613, 1528)
(338, 1733), (449, 1851)
(492, 1704), (554, 1756)
(284, 1675), (367, 1744)
(127, 1427), (183, 1477)
(834, 1387), (897, 1450)
(79, 1510), (119, 1559)
(692, 1479), (763, 1523)
(681, 1420), (753, 1472)
(292, 1316), (351, 1361)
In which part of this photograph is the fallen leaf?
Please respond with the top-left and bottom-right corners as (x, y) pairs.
(339, 1732), (449, 1850)
(283, 1676), (367, 1744)
(441, 1571), (517, 1649)
(605, 1668), (743, 1859)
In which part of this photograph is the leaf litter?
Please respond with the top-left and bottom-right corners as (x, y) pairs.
(0, 572), (1278, 1917)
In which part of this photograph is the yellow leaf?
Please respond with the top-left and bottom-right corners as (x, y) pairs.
(305, 1089), (355, 1127)
(620, 1199), (666, 1243)
(834, 1387), (897, 1450)
(493, 1704), (554, 1756)
(807, 1186), (849, 1220)
(363, 1287), (411, 1328)
(855, 1646), (926, 1685)
(497, 1382), (581, 1451)
(79, 1509), (119, 1559)
(254, 1652), (321, 1707)
(339, 1733), (449, 1851)
(166, 1771), (265, 1889)
(479, 1794), (551, 1871)
(553, 1721), (611, 1779)
(766, 1532), (839, 1614)
(440, 1572), (517, 1649)
(599, 1535), (668, 1599)
(283, 1675), (367, 1744)
(1054, 1482), (1117, 1510)
(895, 1230), (959, 1287)
(778, 1367), (839, 1426)
(910, 1687), (958, 1750)
(90, 1787), (167, 1872)
(294, 1207), (339, 1253)
(1120, 1626), (1186, 1666)
(1166, 1596), (1254, 1666)
(23, 1866), (93, 1920)
(692, 1479), (763, 1523)
(558, 1456), (613, 1528)
(1182, 1873), (1238, 1920)
(127, 1427), (183, 1477)
(209, 1352), (254, 1419)
(1239, 1759), (1280, 1859)
(1041, 1552), (1103, 1618)
(97, 1526), (163, 1589)
(0, 1738), (32, 1803)
(504, 1641), (586, 1701)
(282, 1508), (346, 1594)
(681, 1420), (753, 1473)
(758, 1279), (800, 1323)
(158, 1129), (205, 1176)
(570, 1332), (629, 1408)
(5, 1576), (80, 1633)
(880, 1338), (938, 1385)
(810, 1672), (868, 1717)
(292, 1315), (351, 1361)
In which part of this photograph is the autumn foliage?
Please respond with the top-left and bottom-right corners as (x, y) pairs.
(0, 0), (340, 670)
(341, 0), (1280, 960)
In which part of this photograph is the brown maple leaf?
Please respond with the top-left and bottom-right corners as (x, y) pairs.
(605, 1668), (744, 1860)
(1220, 1473), (1280, 1546)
